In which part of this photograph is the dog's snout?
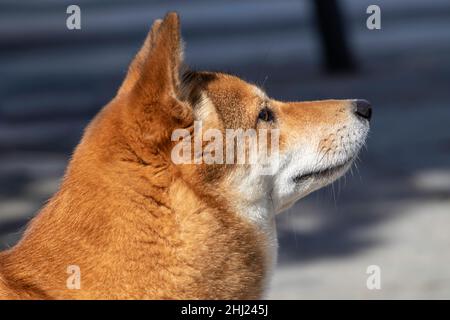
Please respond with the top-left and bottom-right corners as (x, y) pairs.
(353, 99), (372, 121)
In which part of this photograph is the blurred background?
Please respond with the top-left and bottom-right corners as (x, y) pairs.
(1, 0), (450, 299)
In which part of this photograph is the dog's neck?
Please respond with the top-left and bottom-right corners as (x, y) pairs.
(0, 156), (271, 299)
(234, 186), (279, 296)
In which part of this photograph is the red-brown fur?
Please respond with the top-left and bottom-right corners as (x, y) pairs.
(0, 13), (268, 300)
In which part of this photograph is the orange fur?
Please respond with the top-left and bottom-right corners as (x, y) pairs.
(0, 13), (266, 300)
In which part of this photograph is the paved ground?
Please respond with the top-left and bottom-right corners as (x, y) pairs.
(1, 0), (450, 299)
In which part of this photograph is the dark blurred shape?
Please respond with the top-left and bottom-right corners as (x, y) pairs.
(313, 0), (357, 73)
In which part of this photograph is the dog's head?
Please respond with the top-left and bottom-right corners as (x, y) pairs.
(101, 13), (371, 221)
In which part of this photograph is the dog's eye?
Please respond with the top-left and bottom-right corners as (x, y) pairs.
(257, 108), (274, 122)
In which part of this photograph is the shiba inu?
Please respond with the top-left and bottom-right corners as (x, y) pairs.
(0, 12), (371, 299)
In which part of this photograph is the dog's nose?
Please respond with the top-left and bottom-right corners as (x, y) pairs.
(354, 99), (372, 121)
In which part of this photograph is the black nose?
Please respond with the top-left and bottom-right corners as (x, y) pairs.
(354, 99), (372, 121)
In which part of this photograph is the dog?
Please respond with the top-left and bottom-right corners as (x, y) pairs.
(0, 12), (371, 299)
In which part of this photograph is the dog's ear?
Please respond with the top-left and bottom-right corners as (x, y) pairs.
(117, 18), (162, 96)
(118, 12), (191, 126)
(118, 13), (183, 99)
